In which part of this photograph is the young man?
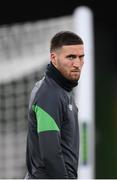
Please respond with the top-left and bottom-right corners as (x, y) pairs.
(25, 31), (84, 179)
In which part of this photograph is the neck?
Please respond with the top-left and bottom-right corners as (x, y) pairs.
(46, 62), (78, 92)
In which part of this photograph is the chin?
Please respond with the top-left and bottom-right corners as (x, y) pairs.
(73, 78), (79, 81)
(64, 73), (80, 81)
(69, 78), (79, 81)
(71, 76), (80, 81)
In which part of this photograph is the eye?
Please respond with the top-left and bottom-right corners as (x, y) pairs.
(79, 55), (85, 61)
(66, 55), (76, 60)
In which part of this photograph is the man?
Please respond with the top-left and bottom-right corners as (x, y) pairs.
(25, 31), (84, 179)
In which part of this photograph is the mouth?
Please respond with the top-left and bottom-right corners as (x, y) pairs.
(71, 70), (81, 73)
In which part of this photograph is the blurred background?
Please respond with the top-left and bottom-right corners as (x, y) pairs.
(0, 0), (117, 179)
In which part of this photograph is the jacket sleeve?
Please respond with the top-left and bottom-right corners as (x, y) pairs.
(32, 92), (68, 179)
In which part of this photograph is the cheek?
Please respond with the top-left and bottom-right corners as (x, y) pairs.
(58, 61), (71, 75)
(81, 60), (84, 67)
(62, 62), (72, 71)
(63, 62), (71, 67)
(58, 58), (70, 68)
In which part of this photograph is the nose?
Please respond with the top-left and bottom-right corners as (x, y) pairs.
(72, 58), (81, 68)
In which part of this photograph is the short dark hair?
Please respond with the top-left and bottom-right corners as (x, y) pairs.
(50, 30), (83, 52)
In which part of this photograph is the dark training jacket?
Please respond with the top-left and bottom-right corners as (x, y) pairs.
(25, 72), (79, 179)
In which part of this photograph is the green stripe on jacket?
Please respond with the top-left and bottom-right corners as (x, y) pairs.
(32, 105), (60, 133)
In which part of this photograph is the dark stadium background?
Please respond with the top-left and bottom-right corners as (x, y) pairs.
(0, 1), (117, 178)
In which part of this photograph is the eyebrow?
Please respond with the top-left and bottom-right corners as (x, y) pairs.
(66, 54), (77, 58)
(66, 54), (85, 58)
(79, 54), (85, 58)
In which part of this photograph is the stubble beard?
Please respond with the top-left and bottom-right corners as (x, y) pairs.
(61, 69), (80, 81)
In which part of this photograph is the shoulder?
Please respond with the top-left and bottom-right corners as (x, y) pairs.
(35, 76), (69, 106)
(28, 77), (45, 110)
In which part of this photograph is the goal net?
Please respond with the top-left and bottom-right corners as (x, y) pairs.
(0, 16), (73, 178)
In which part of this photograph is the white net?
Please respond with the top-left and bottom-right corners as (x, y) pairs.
(0, 15), (73, 178)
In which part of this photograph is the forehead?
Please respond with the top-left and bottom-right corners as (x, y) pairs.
(61, 44), (84, 54)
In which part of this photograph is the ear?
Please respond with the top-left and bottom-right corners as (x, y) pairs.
(50, 52), (57, 67)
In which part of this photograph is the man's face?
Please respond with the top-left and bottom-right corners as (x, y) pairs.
(51, 45), (84, 81)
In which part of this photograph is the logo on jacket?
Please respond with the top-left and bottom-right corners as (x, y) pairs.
(69, 104), (73, 111)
